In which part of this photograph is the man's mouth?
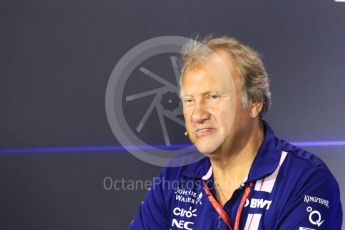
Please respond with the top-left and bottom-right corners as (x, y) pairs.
(193, 128), (216, 137)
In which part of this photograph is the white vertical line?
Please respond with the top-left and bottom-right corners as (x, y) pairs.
(254, 179), (263, 191)
(249, 214), (262, 230)
(260, 151), (288, 193)
(244, 214), (254, 230)
(244, 214), (262, 230)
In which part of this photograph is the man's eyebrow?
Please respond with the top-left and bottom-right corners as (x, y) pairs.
(181, 91), (219, 97)
(180, 93), (192, 97)
(202, 91), (219, 96)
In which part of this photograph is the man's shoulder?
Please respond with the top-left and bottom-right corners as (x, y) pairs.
(283, 141), (328, 168)
(281, 140), (338, 186)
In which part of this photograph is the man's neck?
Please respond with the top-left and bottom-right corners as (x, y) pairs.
(209, 120), (264, 205)
(210, 120), (264, 174)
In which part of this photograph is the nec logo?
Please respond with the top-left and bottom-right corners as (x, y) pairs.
(171, 219), (194, 230)
(245, 198), (272, 210)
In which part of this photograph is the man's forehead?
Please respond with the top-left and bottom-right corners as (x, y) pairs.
(183, 50), (239, 79)
(181, 54), (239, 93)
(180, 72), (236, 98)
(185, 49), (234, 70)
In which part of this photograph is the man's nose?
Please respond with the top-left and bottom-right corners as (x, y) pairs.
(191, 103), (210, 123)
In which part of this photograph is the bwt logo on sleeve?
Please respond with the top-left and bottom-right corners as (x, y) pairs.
(245, 198), (272, 210)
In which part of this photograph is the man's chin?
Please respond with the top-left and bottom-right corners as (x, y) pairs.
(194, 144), (217, 156)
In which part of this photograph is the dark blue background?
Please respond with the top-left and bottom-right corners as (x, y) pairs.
(1, 0), (344, 229)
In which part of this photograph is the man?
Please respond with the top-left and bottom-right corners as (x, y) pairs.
(128, 37), (342, 229)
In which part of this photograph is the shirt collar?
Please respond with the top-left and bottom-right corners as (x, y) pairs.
(247, 120), (283, 182)
(181, 120), (283, 183)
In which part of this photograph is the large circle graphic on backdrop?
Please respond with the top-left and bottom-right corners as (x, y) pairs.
(105, 36), (236, 167)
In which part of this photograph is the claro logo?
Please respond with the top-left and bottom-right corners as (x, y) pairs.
(173, 207), (197, 218)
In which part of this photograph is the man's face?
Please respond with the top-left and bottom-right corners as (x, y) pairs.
(181, 51), (251, 155)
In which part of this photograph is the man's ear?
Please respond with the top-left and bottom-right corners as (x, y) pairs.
(249, 100), (263, 118)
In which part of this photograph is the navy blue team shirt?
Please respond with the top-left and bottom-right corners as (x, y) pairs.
(128, 121), (342, 229)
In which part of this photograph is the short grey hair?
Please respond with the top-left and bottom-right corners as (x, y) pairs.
(180, 36), (271, 118)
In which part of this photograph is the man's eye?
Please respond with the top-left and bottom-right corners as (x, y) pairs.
(183, 98), (194, 104)
(208, 94), (219, 100)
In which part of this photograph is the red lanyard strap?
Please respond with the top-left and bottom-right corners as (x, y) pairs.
(202, 181), (253, 230)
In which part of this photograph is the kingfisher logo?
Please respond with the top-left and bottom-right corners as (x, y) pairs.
(245, 198), (272, 210)
(304, 195), (329, 208)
